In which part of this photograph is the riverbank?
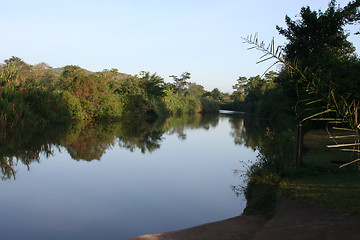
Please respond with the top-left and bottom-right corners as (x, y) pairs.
(128, 197), (360, 240)
(128, 129), (360, 240)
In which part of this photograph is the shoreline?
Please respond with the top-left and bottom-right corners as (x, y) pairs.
(128, 198), (360, 240)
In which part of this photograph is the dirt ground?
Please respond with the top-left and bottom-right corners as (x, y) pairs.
(128, 198), (360, 240)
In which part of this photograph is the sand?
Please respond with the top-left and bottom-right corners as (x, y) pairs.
(128, 198), (360, 240)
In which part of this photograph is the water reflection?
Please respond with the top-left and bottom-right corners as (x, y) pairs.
(0, 113), (267, 239)
(227, 113), (269, 150)
(0, 127), (66, 180)
(0, 113), (266, 180)
(62, 124), (118, 161)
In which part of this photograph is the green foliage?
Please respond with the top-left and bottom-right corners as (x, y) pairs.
(59, 90), (87, 121)
(277, 1), (355, 63)
(273, 0), (360, 120)
(96, 94), (124, 120)
(164, 89), (202, 115)
(163, 80), (209, 115)
(1, 57), (213, 129)
(0, 63), (20, 88)
(0, 72), (71, 129)
(227, 73), (292, 121)
(58, 65), (88, 89)
(279, 129), (360, 216)
(29, 62), (57, 88)
(203, 87), (231, 108)
(247, 128), (293, 185)
(242, 183), (278, 218)
(169, 72), (191, 91)
(113, 72), (169, 118)
(138, 71), (166, 97)
(241, 0), (360, 166)
(240, 0), (360, 219)
(200, 97), (220, 113)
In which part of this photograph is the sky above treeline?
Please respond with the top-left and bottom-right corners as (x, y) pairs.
(2, 0), (359, 92)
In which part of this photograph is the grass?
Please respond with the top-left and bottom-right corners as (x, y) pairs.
(280, 174), (360, 216)
(244, 128), (360, 218)
(280, 129), (360, 217)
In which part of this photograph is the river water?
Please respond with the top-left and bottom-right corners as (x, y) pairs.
(0, 112), (264, 239)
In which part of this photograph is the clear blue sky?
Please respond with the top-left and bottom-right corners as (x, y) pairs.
(1, 0), (359, 92)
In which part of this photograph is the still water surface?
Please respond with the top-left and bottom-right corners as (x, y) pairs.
(0, 112), (263, 239)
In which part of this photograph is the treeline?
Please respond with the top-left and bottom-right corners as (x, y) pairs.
(223, 0), (360, 126)
(0, 57), (219, 129)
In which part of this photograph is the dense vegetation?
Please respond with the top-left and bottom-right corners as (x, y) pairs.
(230, 0), (360, 218)
(0, 58), (219, 131)
(224, 0), (360, 128)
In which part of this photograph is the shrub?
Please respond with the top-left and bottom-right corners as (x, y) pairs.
(200, 97), (220, 113)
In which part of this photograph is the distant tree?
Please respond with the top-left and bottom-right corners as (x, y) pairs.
(264, 71), (278, 82)
(30, 62), (57, 87)
(58, 65), (87, 89)
(169, 72), (191, 91)
(210, 88), (222, 101)
(187, 83), (205, 97)
(101, 68), (119, 79)
(138, 71), (165, 97)
(3, 56), (32, 84)
(232, 76), (248, 97)
(3, 56), (30, 70)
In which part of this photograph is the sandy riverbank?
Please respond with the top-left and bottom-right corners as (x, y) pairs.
(128, 198), (360, 240)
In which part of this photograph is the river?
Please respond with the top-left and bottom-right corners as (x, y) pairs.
(0, 112), (266, 239)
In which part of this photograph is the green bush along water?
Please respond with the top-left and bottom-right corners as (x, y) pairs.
(0, 58), (220, 131)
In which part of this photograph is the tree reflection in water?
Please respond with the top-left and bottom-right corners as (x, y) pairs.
(0, 113), (267, 180)
(0, 126), (66, 180)
(0, 114), (223, 180)
(228, 113), (270, 150)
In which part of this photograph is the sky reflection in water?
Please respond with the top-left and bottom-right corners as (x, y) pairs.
(0, 114), (262, 240)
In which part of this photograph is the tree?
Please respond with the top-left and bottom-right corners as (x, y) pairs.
(210, 88), (222, 101)
(3, 56), (32, 84)
(101, 68), (119, 79)
(58, 65), (87, 89)
(243, 1), (360, 166)
(277, 1), (355, 64)
(275, 0), (360, 114)
(187, 83), (205, 97)
(30, 62), (57, 87)
(169, 72), (191, 91)
(342, 0), (360, 34)
(138, 71), (165, 97)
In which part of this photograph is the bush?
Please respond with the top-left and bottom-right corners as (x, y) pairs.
(60, 90), (87, 121)
(0, 84), (71, 128)
(95, 94), (124, 121)
(163, 90), (203, 115)
(200, 97), (219, 113)
(247, 128), (293, 185)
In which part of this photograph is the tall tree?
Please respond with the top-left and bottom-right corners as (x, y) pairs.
(138, 71), (165, 97)
(275, 0), (360, 111)
(169, 72), (191, 91)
